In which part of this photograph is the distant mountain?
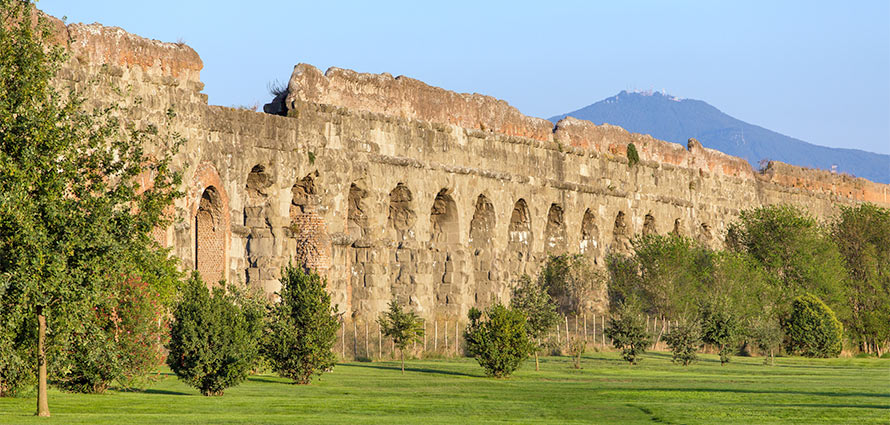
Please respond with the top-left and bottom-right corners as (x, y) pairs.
(549, 91), (890, 184)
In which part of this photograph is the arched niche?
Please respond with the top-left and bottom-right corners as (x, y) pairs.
(430, 188), (459, 247)
(387, 183), (416, 241)
(543, 203), (567, 253)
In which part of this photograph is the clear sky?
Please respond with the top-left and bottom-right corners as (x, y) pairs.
(39, 0), (890, 155)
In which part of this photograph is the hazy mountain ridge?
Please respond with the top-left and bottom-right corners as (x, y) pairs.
(549, 91), (890, 184)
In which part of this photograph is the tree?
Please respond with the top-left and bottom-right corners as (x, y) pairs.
(750, 315), (784, 365)
(605, 300), (651, 365)
(567, 338), (586, 369)
(167, 274), (263, 396)
(784, 294), (843, 358)
(264, 265), (339, 384)
(830, 203), (890, 355)
(378, 299), (424, 374)
(664, 319), (701, 366)
(510, 274), (559, 371)
(0, 1), (181, 414)
(538, 254), (607, 316)
(464, 304), (533, 378)
(699, 299), (739, 365)
(726, 205), (848, 319)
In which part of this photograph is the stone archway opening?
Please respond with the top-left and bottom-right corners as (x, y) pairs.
(290, 172), (330, 273)
(544, 203), (566, 254)
(580, 208), (599, 258)
(347, 183), (369, 244)
(430, 189), (459, 247)
(469, 194), (496, 307)
(387, 183), (416, 241)
(643, 212), (657, 236)
(508, 199), (532, 259)
(195, 186), (225, 285)
(611, 210), (632, 254)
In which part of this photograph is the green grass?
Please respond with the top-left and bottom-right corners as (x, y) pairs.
(1, 351), (887, 424)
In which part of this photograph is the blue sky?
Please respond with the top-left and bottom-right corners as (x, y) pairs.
(39, 0), (890, 155)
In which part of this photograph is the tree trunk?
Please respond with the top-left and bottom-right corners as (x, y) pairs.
(37, 307), (50, 417)
(534, 351), (539, 371)
(400, 349), (405, 374)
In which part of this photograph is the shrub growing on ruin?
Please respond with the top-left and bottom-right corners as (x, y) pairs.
(699, 299), (739, 365)
(264, 265), (339, 384)
(664, 319), (701, 366)
(783, 294), (843, 358)
(511, 274), (559, 371)
(605, 300), (651, 365)
(464, 304), (533, 378)
(626, 143), (640, 166)
(167, 274), (263, 396)
(378, 300), (424, 374)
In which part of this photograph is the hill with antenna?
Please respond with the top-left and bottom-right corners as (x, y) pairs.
(550, 90), (889, 184)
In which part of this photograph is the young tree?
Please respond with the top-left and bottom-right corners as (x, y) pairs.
(464, 304), (533, 378)
(538, 254), (607, 316)
(664, 319), (702, 366)
(750, 315), (784, 365)
(264, 265), (339, 384)
(0, 1), (181, 414)
(830, 203), (890, 355)
(784, 294), (844, 358)
(699, 299), (739, 365)
(510, 274), (559, 371)
(568, 338), (586, 369)
(377, 299), (424, 373)
(605, 300), (652, 365)
(167, 274), (263, 396)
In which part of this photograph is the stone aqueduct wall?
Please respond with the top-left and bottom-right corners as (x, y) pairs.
(51, 15), (890, 322)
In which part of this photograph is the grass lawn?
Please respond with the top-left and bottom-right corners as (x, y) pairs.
(0, 351), (887, 424)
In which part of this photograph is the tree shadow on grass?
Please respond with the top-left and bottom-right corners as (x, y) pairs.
(634, 386), (890, 399)
(139, 388), (192, 396)
(340, 362), (480, 378)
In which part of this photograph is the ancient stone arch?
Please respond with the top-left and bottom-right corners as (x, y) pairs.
(387, 183), (416, 241)
(543, 203), (567, 254)
(290, 171), (330, 273)
(347, 183), (370, 245)
(580, 208), (599, 258)
(430, 188), (459, 247)
(469, 194), (497, 306)
(643, 212), (657, 236)
(508, 198), (532, 258)
(611, 210), (632, 254)
(195, 186), (226, 285)
(672, 218), (683, 235)
(244, 164), (277, 287)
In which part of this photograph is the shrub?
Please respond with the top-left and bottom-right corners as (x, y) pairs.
(264, 265), (339, 384)
(510, 274), (559, 371)
(784, 294), (843, 358)
(605, 300), (651, 364)
(699, 299), (739, 365)
(167, 274), (263, 396)
(664, 319), (701, 366)
(55, 277), (168, 393)
(568, 338), (586, 369)
(626, 143), (640, 166)
(0, 329), (33, 397)
(464, 304), (533, 378)
(378, 299), (424, 374)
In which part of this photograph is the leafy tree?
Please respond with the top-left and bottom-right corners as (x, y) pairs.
(664, 319), (702, 366)
(264, 265), (339, 384)
(567, 338), (586, 369)
(167, 274), (263, 396)
(699, 299), (739, 365)
(378, 299), (424, 374)
(605, 300), (651, 364)
(784, 294), (843, 358)
(464, 304), (533, 378)
(830, 203), (890, 354)
(0, 0), (181, 414)
(750, 315), (784, 365)
(538, 254), (607, 316)
(726, 205), (848, 319)
(510, 274), (559, 371)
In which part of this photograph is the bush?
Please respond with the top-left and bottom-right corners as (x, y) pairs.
(378, 299), (424, 374)
(699, 299), (739, 365)
(264, 265), (339, 384)
(55, 277), (168, 393)
(784, 294), (843, 358)
(626, 143), (640, 166)
(464, 304), (533, 378)
(0, 329), (33, 397)
(510, 274), (559, 371)
(568, 338), (586, 369)
(167, 274), (263, 396)
(664, 319), (701, 366)
(605, 300), (651, 364)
